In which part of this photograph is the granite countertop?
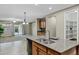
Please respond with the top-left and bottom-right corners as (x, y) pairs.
(25, 35), (78, 53)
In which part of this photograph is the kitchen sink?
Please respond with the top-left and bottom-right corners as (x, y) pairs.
(43, 40), (55, 44)
(36, 38), (55, 44)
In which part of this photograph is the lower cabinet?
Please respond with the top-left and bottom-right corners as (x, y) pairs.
(78, 46), (79, 55)
(32, 41), (77, 55)
(62, 47), (76, 55)
(32, 41), (47, 55)
(76, 45), (79, 55)
(32, 41), (60, 55)
(32, 45), (38, 55)
(48, 49), (60, 55)
(38, 49), (47, 55)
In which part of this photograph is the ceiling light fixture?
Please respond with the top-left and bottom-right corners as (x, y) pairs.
(23, 22), (25, 24)
(13, 21), (16, 23)
(26, 22), (28, 24)
(35, 4), (38, 6)
(23, 11), (29, 25)
(49, 7), (52, 10)
(74, 10), (78, 12)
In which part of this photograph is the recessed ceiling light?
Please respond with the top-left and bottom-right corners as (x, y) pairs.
(26, 23), (28, 24)
(22, 22), (28, 24)
(13, 21), (16, 23)
(23, 22), (25, 24)
(49, 7), (52, 10)
(35, 4), (38, 6)
(74, 10), (78, 12)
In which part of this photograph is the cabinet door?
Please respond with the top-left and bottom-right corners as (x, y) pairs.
(76, 45), (79, 55)
(32, 41), (47, 55)
(32, 45), (38, 55)
(78, 46), (79, 55)
(32, 41), (47, 52)
(48, 49), (59, 55)
(38, 49), (47, 55)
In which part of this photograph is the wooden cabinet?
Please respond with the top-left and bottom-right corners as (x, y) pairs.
(32, 41), (47, 55)
(38, 49), (47, 55)
(37, 18), (46, 36)
(77, 46), (79, 55)
(32, 41), (60, 55)
(32, 41), (38, 55)
(76, 45), (79, 55)
(48, 49), (60, 55)
(37, 32), (45, 36)
(32, 41), (77, 55)
(32, 45), (38, 55)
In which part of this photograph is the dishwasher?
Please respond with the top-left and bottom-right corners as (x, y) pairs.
(27, 38), (32, 55)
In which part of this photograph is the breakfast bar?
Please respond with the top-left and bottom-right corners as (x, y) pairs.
(26, 35), (79, 55)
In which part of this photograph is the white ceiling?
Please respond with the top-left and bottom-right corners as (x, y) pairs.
(0, 4), (75, 22)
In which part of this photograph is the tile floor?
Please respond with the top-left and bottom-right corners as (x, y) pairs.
(0, 36), (28, 55)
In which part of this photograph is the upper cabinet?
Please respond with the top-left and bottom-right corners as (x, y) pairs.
(37, 18), (46, 36)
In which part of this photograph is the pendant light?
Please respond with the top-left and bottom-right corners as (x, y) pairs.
(23, 11), (28, 24)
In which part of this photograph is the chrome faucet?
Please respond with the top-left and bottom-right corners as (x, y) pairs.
(46, 29), (50, 41)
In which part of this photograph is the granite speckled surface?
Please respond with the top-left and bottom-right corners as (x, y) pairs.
(26, 35), (78, 53)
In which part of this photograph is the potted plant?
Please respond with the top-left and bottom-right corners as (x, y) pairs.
(0, 24), (4, 37)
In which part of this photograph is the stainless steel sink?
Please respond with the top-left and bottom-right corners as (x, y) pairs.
(36, 38), (55, 44)
(43, 40), (55, 44)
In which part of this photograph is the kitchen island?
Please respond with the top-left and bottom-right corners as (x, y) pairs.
(26, 35), (79, 55)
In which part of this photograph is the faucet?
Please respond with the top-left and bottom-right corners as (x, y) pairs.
(46, 29), (50, 41)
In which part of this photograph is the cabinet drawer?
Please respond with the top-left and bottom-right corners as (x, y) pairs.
(37, 44), (47, 52)
(32, 41), (47, 52)
(48, 49), (59, 55)
(38, 49), (47, 55)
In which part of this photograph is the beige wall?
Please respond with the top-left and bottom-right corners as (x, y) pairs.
(46, 5), (79, 40)
(46, 16), (56, 37)
(55, 11), (64, 39)
(32, 21), (37, 36)
(46, 11), (64, 39)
